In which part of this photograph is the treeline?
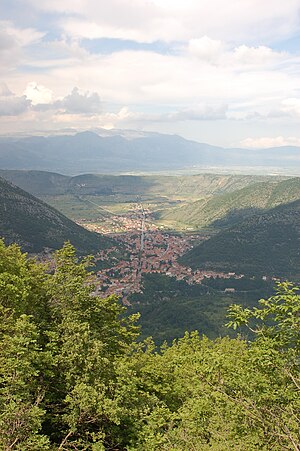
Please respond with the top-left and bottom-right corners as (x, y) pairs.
(202, 275), (274, 292)
(0, 240), (299, 450)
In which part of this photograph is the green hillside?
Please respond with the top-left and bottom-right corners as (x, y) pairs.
(0, 177), (113, 253)
(181, 199), (300, 278)
(0, 170), (280, 227)
(157, 177), (300, 229)
(128, 273), (273, 344)
(0, 169), (274, 199)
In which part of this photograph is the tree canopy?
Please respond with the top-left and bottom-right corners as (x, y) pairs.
(0, 239), (299, 450)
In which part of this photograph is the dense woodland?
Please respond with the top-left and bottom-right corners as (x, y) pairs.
(1, 239), (299, 450)
(128, 273), (275, 344)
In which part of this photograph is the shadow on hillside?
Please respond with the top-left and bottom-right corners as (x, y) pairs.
(211, 206), (265, 229)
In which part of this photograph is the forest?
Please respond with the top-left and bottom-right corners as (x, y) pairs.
(0, 239), (299, 450)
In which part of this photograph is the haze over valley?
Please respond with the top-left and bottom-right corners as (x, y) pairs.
(1, 130), (300, 175)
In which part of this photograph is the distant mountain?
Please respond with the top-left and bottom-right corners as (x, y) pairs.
(180, 200), (300, 278)
(0, 177), (113, 253)
(157, 177), (300, 229)
(0, 131), (300, 174)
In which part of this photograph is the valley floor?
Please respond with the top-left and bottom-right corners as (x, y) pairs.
(79, 204), (275, 305)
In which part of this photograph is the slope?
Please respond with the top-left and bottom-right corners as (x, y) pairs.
(180, 200), (300, 278)
(0, 177), (113, 253)
(157, 177), (299, 229)
(0, 169), (274, 200)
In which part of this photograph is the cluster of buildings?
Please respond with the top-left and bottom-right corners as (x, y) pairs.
(93, 210), (244, 304)
(80, 206), (154, 234)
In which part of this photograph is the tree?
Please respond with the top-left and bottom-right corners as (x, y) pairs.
(226, 282), (300, 450)
(0, 239), (299, 450)
(0, 240), (140, 450)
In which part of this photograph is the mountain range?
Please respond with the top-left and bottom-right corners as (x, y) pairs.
(0, 130), (300, 174)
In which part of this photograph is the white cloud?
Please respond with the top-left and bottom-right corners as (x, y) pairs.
(167, 104), (228, 121)
(0, 83), (103, 118)
(240, 136), (300, 148)
(0, 83), (13, 97)
(41, 47), (295, 108)
(0, 21), (44, 68)
(54, 87), (102, 114)
(24, 82), (53, 105)
(1, 1), (300, 142)
(91, 104), (228, 129)
(27, 0), (300, 45)
(188, 36), (224, 63)
(0, 85), (31, 116)
(187, 40), (286, 69)
(280, 98), (300, 117)
(233, 45), (285, 66)
(3, 22), (44, 47)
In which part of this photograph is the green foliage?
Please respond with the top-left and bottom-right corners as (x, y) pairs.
(128, 273), (272, 345)
(158, 177), (300, 230)
(0, 240), (299, 450)
(0, 240), (139, 449)
(181, 199), (300, 277)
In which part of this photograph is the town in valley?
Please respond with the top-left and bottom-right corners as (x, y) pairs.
(81, 204), (247, 304)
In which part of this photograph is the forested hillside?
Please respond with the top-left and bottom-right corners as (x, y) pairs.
(0, 240), (299, 450)
(157, 177), (300, 229)
(0, 177), (112, 253)
(127, 273), (274, 344)
(181, 200), (300, 278)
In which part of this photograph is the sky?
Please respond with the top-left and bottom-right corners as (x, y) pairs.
(1, 0), (300, 147)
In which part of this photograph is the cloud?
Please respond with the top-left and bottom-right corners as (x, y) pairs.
(1, 1), (300, 142)
(187, 39), (286, 68)
(3, 22), (44, 47)
(240, 136), (300, 148)
(54, 87), (102, 114)
(166, 104), (228, 121)
(188, 36), (224, 63)
(0, 83), (13, 97)
(280, 98), (300, 118)
(26, 0), (300, 45)
(0, 21), (44, 68)
(24, 86), (103, 115)
(94, 104), (228, 128)
(233, 45), (286, 66)
(24, 82), (53, 105)
(0, 84), (31, 116)
(0, 83), (103, 117)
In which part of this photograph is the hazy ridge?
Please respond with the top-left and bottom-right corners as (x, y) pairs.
(1, 131), (300, 174)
